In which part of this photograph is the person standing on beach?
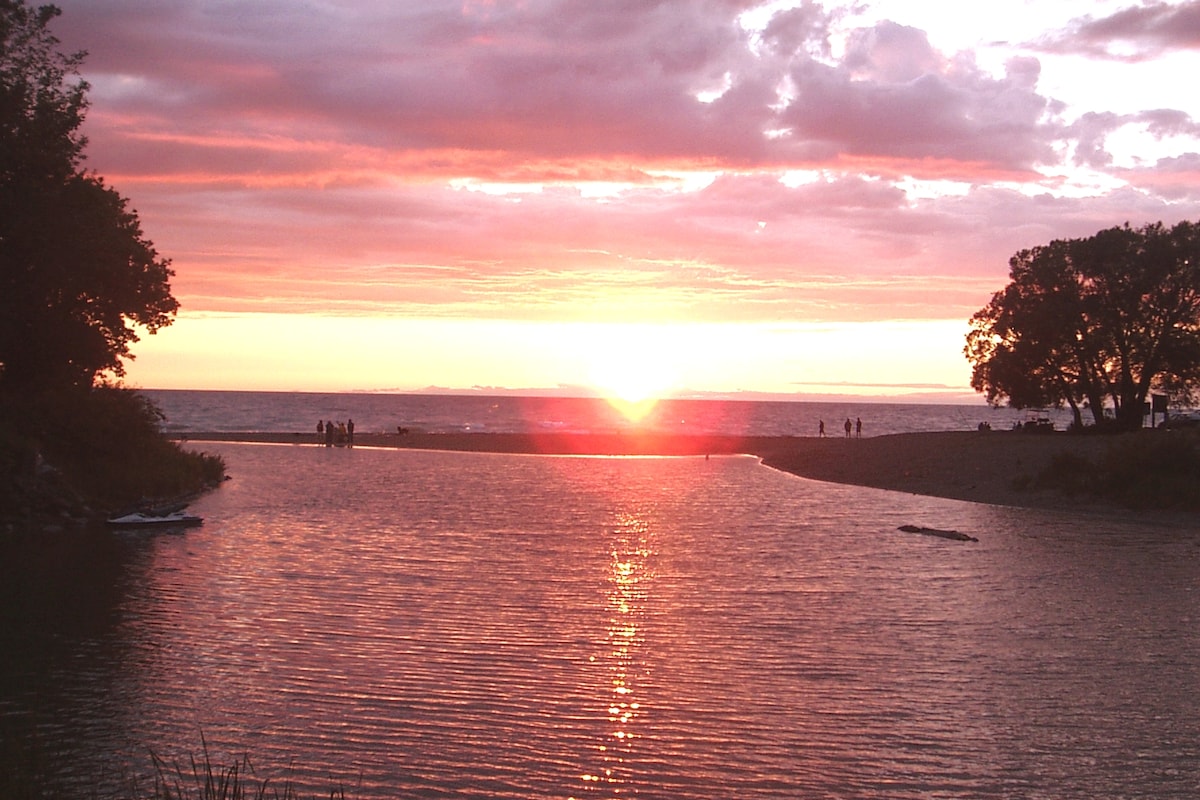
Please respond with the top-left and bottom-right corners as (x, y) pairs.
(819, 420), (825, 437)
(325, 420), (334, 447)
(347, 418), (355, 447)
(844, 418), (852, 438)
(855, 417), (862, 438)
(317, 420), (324, 445)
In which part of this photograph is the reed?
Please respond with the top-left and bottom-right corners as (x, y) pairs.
(148, 740), (347, 800)
(0, 736), (349, 800)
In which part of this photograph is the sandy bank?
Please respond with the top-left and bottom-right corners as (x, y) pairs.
(180, 430), (778, 457)
(755, 430), (1119, 511)
(178, 428), (1153, 513)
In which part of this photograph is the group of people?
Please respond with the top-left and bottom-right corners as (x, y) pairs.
(818, 417), (862, 438)
(317, 418), (354, 447)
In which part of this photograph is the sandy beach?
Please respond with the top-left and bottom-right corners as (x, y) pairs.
(179, 428), (1147, 512)
(755, 430), (1117, 511)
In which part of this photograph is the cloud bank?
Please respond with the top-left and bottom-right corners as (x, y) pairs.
(44, 0), (1200, 391)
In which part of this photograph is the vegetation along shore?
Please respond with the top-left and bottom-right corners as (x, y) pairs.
(0, 4), (226, 532)
(0, 386), (227, 532)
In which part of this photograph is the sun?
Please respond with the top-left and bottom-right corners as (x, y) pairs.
(592, 360), (665, 404)
(587, 341), (678, 421)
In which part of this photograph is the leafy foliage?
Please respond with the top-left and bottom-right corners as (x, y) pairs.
(966, 221), (1200, 431)
(0, 0), (178, 390)
(1, 384), (225, 515)
(0, 5), (211, 525)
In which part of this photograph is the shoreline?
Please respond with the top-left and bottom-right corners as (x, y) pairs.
(179, 430), (779, 456)
(175, 429), (1177, 515)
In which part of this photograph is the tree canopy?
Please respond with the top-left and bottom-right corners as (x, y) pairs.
(0, 0), (178, 391)
(966, 220), (1200, 430)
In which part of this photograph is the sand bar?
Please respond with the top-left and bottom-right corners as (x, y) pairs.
(177, 428), (1167, 513)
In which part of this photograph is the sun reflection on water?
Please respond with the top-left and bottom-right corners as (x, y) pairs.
(578, 511), (655, 796)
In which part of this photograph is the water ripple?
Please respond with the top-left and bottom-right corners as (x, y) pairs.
(3, 444), (1199, 798)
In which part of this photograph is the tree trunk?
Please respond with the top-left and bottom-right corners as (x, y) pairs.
(1087, 392), (1107, 426)
(1115, 390), (1147, 430)
(1066, 396), (1084, 430)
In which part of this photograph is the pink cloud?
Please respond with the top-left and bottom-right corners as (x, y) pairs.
(59, 1), (1068, 177)
(42, 0), (1200, 342)
(1038, 0), (1200, 60)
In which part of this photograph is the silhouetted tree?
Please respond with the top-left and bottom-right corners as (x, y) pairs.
(966, 221), (1200, 430)
(0, 0), (177, 391)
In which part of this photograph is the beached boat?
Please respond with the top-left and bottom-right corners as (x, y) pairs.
(106, 509), (203, 528)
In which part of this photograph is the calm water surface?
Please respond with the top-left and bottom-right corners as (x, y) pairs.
(2, 442), (1198, 798)
(140, 389), (1073, 437)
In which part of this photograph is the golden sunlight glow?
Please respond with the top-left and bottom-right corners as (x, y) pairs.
(580, 511), (653, 797)
(585, 327), (681, 420)
(591, 357), (673, 420)
(125, 312), (974, 400)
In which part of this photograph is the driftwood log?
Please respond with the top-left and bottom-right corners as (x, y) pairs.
(898, 524), (978, 542)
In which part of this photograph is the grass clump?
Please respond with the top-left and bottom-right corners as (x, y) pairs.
(1037, 430), (1200, 511)
(149, 743), (347, 800)
(1037, 451), (1094, 497)
(0, 731), (349, 800)
(1094, 432), (1200, 510)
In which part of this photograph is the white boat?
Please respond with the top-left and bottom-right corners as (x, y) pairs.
(107, 510), (203, 528)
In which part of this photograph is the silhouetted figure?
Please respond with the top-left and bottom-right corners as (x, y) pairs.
(844, 418), (852, 438)
(347, 418), (355, 446)
(855, 417), (862, 438)
(325, 420), (334, 447)
(818, 420), (826, 437)
(317, 420), (324, 444)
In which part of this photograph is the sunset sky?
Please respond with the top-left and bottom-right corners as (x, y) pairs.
(52, 0), (1200, 401)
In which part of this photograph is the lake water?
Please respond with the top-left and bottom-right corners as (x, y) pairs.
(139, 389), (1075, 438)
(2, 438), (1198, 798)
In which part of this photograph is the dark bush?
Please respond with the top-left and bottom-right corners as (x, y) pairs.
(1037, 431), (1200, 510)
(1, 385), (225, 517)
(1038, 451), (1096, 496)
(1096, 432), (1200, 510)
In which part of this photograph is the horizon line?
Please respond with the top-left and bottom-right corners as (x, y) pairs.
(132, 384), (989, 405)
